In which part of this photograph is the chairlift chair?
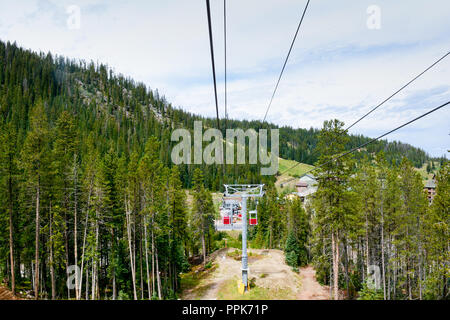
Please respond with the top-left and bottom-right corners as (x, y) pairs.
(249, 210), (258, 225)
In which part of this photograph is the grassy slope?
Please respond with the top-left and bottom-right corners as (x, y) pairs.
(278, 158), (314, 177)
(275, 158), (314, 193)
(276, 158), (439, 191)
(415, 161), (441, 181)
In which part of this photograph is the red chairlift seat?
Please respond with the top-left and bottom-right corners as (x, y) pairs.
(249, 211), (257, 225)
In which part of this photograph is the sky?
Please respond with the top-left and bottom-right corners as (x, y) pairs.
(0, 0), (449, 157)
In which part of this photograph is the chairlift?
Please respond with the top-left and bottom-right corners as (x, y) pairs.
(249, 210), (258, 225)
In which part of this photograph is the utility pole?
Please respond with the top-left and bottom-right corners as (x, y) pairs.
(223, 184), (264, 291)
(241, 194), (248, 289)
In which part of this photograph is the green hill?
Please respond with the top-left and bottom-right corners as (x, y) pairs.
(0, 39), (439, 191)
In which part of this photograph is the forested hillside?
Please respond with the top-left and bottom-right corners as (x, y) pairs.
(0, 40), (447, 300)
(252, 124), (449, 300)
(0, 40), (437, 189)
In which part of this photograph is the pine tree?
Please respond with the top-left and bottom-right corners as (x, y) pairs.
(138, 137), (165, 299)
(312, 119), (353, 300)
(52, 110), (78, 299)
(167, 166), (188, 292)
(426, 161), (432, 174)
(287, 198), (309, 266)
(426, 161), (449, 299)
(285, 232), (299, 268)
(21, 100), (50, 299)
(397, 158), (428, 299)
(0, 123), (18, 294)
(254, 185), (282, 249)
(191, 168), (215, 265)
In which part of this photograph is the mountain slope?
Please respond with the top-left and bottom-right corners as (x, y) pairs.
(0, 39), (437, 191)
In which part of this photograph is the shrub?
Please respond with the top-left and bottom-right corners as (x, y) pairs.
(118, 290), (130, 300)
(357, 282), (384, 300)
(285, 250), (299, 268)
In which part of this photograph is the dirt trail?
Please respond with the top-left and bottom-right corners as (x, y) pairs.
(182, 248), (241, 300)
(250, 249), (302, 293)
(297, 266), (329, 300)
(182, 248), (328, 300)
(0, 285), (20, 300)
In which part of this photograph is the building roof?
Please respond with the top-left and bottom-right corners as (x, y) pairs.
(425, 180), (436, 189)
(295, 181), (308, 187)
(297, 186), (318, 198)
(299, 174), (318, 186)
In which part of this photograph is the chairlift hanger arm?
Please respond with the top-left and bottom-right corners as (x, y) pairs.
(223, 184), (265, 198)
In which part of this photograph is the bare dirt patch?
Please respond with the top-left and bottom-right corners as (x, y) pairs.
(297, 266), (329, 300)
(181, 248), (328, 300)
(0, 285), (21, 300)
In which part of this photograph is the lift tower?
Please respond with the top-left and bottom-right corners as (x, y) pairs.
(223, 184), (264, 291)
